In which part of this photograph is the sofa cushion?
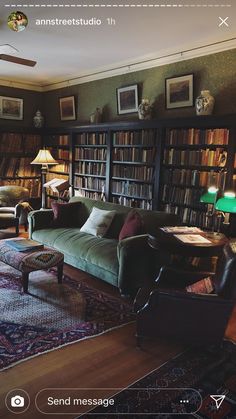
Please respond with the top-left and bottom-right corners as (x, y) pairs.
(32, 227), (119, 276)
(119, 210), (144, 240)
(80, 207), (116, 237)
(51, 201), (81, 227)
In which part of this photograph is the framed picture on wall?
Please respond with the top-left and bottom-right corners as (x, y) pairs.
(117, 84), (139, 115)
(0, 96), (23, 120)
(165, 74), (194, 109)
(59, 96), (76, 121)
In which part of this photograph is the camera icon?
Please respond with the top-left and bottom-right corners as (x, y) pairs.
(11, 395), (25, 408)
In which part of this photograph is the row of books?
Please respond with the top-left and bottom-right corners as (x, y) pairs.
(163, 204), (212, 229)
(0, 178), (40, 197)
(163, 148), (227, 167)
(74, 148), (106, 161)
(49, 162), (69, 174)
(113, 130), (156, 146)
(165, 128), (229, 145)
(74, 176), (105, 190)
(47, 135), (69, 146)
(112, 148), (156, 163)
(75, 132), (106, 145)
(0, 134), (41, 153)
(0, 133), (41, 153)
(161, 168), (227, 189)
(74, 189), (104, 200)
(161, 185), (205, 207)
(112, 196), (153, 210)
(74, 162), (106, 176)
(112, 164), (154, 181)
(112, 180), (153, 199)
(49, 148), (69, 161)
(0, 158), (40, 177)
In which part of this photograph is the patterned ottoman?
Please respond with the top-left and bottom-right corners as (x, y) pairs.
(0, 240), (64, 293)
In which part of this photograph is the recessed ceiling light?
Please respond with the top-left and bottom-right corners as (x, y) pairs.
(0, 44), (19, 54)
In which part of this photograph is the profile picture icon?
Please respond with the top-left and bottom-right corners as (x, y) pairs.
(8, 11), (28, 32)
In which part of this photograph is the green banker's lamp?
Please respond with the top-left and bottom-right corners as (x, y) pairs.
(215, 191), (236, 225)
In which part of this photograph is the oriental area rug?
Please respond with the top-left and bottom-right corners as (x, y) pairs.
(84, 340), (236, 419)
(0, 262), (134, 371)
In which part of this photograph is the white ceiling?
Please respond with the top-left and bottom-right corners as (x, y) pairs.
(0, 0), (236, 91)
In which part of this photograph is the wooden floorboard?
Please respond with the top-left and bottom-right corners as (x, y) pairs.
(0, 227), (235, 418)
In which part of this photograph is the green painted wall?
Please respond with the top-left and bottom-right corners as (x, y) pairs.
(44, 48), (236, 127)
(1, 48), (235, 129)
(0, 86), (43, 128)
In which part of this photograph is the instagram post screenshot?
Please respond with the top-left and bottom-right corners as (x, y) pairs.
(0, 0), (236, 418)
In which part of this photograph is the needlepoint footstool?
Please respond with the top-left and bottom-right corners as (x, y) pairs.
(0, 239), (64, 293)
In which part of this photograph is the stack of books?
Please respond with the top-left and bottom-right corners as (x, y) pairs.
(6, 239), (44, 252)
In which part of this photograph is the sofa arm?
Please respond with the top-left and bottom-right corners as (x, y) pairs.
(28, 209), (53, 238)
(117, 234), (157, 296)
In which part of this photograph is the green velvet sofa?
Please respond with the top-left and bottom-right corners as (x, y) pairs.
(28, 197), (179, 295)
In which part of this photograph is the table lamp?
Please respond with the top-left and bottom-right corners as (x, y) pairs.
(31, 148), (58, 208)
(215, 191), (236, 225)
(200, 186), (219, 231)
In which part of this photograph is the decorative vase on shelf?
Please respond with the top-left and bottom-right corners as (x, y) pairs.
(33, 110), (44, 128)
(138, 99), (152, 120)
(195, 90), (215, 116)
(90, 108), (102, 124)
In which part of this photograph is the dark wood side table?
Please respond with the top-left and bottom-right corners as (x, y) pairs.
(148, 230), (228, 258)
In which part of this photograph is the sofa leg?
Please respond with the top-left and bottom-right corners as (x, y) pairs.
(16, 222), (19, 236)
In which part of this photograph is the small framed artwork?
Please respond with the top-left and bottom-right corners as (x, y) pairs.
(165, 74), (194, 109)
(0, 96), (23, 120)
(117, 84), (139, 115)
(59, 96), (76, 121)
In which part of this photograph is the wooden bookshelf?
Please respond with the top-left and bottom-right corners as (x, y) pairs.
(159, 116), (236, 229)
(0, 130), (42, 198)
(73, 129), (108, 201)
(111, 128), (158, 209)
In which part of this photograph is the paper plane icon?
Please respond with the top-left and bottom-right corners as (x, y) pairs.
(210, 395), (225, 409)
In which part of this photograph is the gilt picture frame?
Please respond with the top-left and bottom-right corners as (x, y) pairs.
(0, 96), (23, 120)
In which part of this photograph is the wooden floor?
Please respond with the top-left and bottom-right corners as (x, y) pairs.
(0, 227), (235, 419)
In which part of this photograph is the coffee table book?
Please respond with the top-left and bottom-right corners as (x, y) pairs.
(174, 234), (211, 244)
(6, 239), (44, 252)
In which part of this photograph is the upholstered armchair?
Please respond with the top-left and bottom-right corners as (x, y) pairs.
(135, 242), (236, 346)
(0, 186), (32, 234)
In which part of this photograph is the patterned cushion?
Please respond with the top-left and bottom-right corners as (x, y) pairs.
(186, 277), (214, 294)
(80, 207), (116, 238)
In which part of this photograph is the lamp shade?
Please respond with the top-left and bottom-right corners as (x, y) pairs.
(215, 192), (236, 213)
(200, 187), (218, 204)
(31, 149), (58, 165)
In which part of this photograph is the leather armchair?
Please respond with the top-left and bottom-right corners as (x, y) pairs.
(135, 242), (236, 346)
(0, 186), (31, 234)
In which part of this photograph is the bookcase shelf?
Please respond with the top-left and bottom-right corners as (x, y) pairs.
(0, 130), (42, 198)
(160, 118), (235, 229)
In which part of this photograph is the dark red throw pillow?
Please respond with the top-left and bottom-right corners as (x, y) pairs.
(119, 210), (144, 241)
(51, 201), (81, 227)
